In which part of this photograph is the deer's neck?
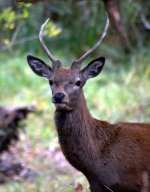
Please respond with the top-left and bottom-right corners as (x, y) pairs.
(54, 90), (118, 177)
(54, 91), (97, 170)
(54, 90), (94, 136)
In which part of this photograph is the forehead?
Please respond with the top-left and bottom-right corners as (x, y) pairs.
(53, 68), (78, 82)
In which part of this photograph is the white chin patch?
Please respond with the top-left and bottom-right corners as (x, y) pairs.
(55, 103), (66, 108)
(54, 103), (72, 111)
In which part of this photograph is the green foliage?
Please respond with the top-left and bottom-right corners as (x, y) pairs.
(0, 0), (150, 59)
(121, 0), (150, 47)
(0, 3), (31, 48)
(45, 0), (106, 56)
(45, 21), (61, 38)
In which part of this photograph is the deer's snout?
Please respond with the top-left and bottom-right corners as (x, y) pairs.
(53, 92), (65, 103)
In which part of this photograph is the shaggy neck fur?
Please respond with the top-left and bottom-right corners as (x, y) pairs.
(54, 91), (97, 169)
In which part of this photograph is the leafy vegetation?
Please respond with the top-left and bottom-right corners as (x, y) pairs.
(0, 1), (150, 55)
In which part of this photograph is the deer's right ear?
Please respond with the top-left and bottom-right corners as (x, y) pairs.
(27, 55), (52, 78)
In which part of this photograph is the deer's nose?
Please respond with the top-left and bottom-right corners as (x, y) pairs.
(53, 93), (65, 103)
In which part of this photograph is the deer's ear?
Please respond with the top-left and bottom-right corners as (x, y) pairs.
(81, 57), (105, 80)
(27, 55), (52, 78)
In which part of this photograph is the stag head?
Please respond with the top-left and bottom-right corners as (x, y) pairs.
(27, 14), (109, 111)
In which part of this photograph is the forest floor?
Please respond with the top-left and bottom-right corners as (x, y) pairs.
(0, 133), (88, 192)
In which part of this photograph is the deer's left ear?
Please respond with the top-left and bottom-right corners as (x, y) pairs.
(81, 57), (105, 80)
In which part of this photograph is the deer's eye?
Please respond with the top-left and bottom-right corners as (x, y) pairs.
(49, 80), (53, 86)
(75, 80), (81, 87)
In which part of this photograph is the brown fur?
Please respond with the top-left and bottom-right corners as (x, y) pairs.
(27, 55), (150, 192)
(55, 90), (150, 192)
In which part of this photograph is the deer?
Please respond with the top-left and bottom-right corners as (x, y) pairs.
(27, 14), (150, 192)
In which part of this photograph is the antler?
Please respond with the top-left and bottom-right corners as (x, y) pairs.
(39, 14), (109, 70)
(39, 18), (61, 69)
(72, 12), (109, 69)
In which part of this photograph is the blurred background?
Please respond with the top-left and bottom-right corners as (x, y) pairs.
(0, 0), (150, 191)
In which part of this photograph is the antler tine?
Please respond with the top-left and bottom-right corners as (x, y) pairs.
(73, 12), (109, 67)
(39, 18), (57, 63)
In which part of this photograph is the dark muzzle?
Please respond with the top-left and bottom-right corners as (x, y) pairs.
(53, 93), (65, 103)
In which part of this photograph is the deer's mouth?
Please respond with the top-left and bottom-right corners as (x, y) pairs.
(54, 102), (66, 106)
(53, 101), (67, 108)
(53, 102), (72, 111)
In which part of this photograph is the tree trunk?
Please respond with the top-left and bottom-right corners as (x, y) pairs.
(103, 0), (132, 52)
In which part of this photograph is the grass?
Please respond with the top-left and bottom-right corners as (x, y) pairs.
(0, 48), (150, 191)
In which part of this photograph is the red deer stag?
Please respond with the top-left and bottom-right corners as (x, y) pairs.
(27, 14), (150, 192)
